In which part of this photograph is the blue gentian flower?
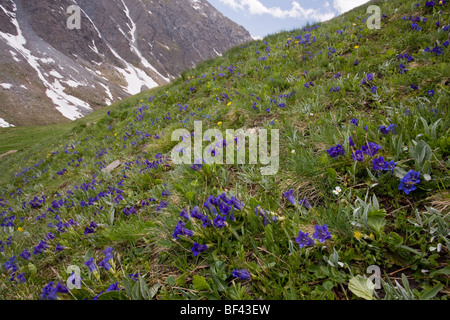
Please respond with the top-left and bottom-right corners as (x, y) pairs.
(55, 282), (69, 294)
(295, 231), (315, 248)
(327, 144), (345, 159)
(179, 209), (190, 220)
(41, 282), (57, 300)
(351, 118), (359, 126)
(384, 160), (397, 172)
(349, 136), (355, 147)
(191, 243), (208, 257)
(361, 142), (382, 157)
(298, 198), (312, 210)
(372, 157), (387, 171)
(283, 189), (296, 205)
(312, 224), (332, 243)
(54, 243), (66, 253)
(107, 282), (120, 292)
(19, 249), (31, 260)
(17, 272), (26, 283)
(172, 220), (194, 240)
(352, 149), (364, 162)
(103, 247), (113, 261)
(399, 170), (421, 195)
(232, 269), (251, 280)
(93, 290), (104, 300)
(379, 125), (390, 134)
(99, 259), (112, 271)
(84, 258), (96, 272)
(128, 273), (139, 281)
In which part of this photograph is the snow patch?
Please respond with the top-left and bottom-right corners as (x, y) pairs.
(1, 83), (13, 90)
(0, 118), (15, 128)
(99, 83), (114, 105)
(49, 70), (64, 79)
(40, 57), (55, 64)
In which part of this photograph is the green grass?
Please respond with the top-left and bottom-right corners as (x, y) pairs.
(0, 0), (448, 301)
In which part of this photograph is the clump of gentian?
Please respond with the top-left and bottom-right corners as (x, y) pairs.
(295, 231), (315, 248)
(398, 170), (421, 195)
(172, 220), (194, 240)
(312, 224), (332, 243)
(41, 282), (69, 300)
(327, 144), (345, 159)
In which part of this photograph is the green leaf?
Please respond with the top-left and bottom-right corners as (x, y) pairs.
(323, 280), (334, 291)
(367, 209), (387, 233)
(420, 285), (443, 300)
(186, 191), (195, 201)
(348, 276), (375, 300)
(192, 275), (211, 291)
(148, 283), (160, 300)
(97, 291), (127, 300)
(430, 266), (450, 278)
(166, 275), (177, 287)
(139, 276), (149, 300)
(422, 160), (432, 175)
(386, 48), (396, 57)
(28, 263), (37, 275)
(109, 208), (115, 226)
(122, 277), (134, 298)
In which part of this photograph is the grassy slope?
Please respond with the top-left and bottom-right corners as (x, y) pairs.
(0, 0), (449, 300)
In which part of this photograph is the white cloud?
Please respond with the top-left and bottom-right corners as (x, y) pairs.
(217, 0), (335, 21)
(332, 0), (371, 14)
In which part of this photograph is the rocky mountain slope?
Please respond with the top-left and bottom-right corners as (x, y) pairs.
(0, 0), (252, 126)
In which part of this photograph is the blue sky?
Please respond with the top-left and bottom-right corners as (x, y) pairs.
(207, 0), (372, 39)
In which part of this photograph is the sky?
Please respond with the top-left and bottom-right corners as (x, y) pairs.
(207, 0), (372, 39)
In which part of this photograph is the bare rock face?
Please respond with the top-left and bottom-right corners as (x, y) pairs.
(0, 0), (252, 126)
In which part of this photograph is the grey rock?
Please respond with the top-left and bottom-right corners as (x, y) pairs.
(101, 160), (121, 173)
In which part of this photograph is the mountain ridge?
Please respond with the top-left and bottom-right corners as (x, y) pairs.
(0, 0), (252, 126)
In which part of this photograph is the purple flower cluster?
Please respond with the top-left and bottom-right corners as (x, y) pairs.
(172, 220), (194, 240)
(282, 189), (311, 209)
(327, 144), (345, 159)
(372, 157), (396, 172)
(399, 170), (421, 195)
(295, 224), (332, 248)
(378, 124), (397, 135)
(361, 73), (374, 85)
(254, 206), (278, 226)
(41, 281), (69, 300)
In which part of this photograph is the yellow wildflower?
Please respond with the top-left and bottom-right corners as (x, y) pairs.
(355, 45), (360, 49)
(354, 231), (362, 240)
(18, 227), (24, 232)
(218, 122), (222, 126)
(227, 102), (232, 106)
